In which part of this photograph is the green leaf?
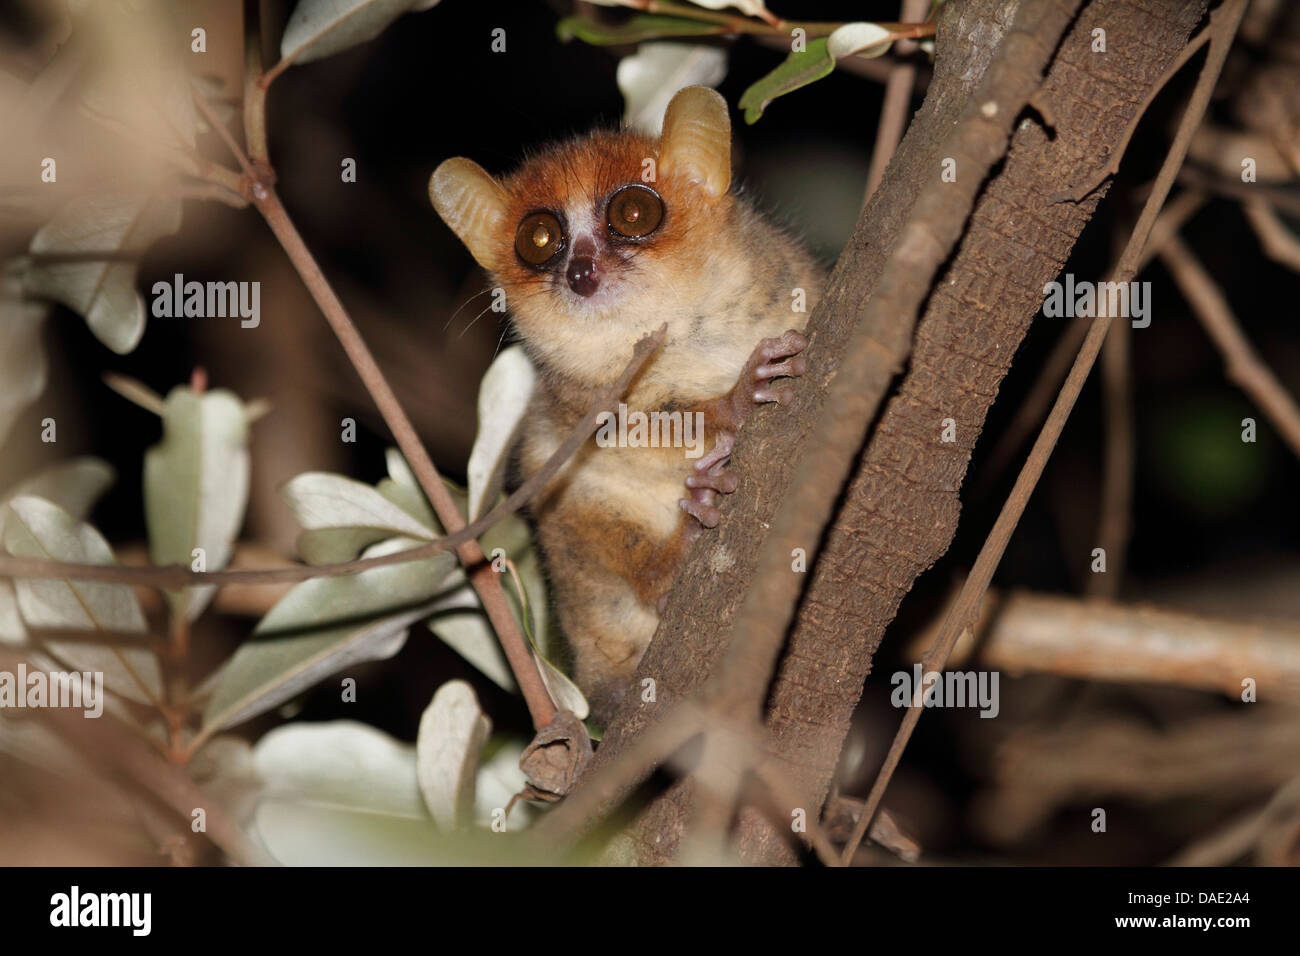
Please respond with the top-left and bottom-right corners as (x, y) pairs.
(144, 387), (251, 620)
(738, 24), (897, 125)
(3, 495), (161, 705)
(0, 264), (49, 448)
(416, 680), (492, 831)
(200, 539), (456, 734)
(738, 38), (834, 124)
(24, 195), (182, 354)
(279, 0), (442, 68)
(557, 14), (725, 46)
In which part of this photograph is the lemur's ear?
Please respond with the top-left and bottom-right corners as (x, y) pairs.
(429, 157), (510, 271)
(659, 86), (731, 200)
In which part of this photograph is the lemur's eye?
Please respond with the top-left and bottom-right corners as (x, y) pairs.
(515, 212), (564, 266)
(607, 185), (664, 239)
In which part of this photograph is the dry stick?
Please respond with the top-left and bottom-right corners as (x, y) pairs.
(0, 329), (662, 589)
(0, 649), (272, 866)
(188, 79), (558, 725)
(840, 0), (1249, 865)
(863, 0), (932, 204)
(243, 1), (270, 168)
(1091, 285), (1133, 599)
(1159, 233), (1300, 460)
(936, 590), (1300, 698)
(973, 188), (1206, 498)
(1176, 166), (1300, 219)
(1243, 201), (1300, 272)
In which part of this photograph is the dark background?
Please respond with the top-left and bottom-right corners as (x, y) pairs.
(3, 0), (1297, 864)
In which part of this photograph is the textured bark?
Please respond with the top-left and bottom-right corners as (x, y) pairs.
(550, 0), (1209, 864)
(737, 0), (1209, 864)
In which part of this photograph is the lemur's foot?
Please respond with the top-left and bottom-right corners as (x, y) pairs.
(746, 329), (809, 407)
(678, 331), (808, 530)
(679, 441), (736, 529)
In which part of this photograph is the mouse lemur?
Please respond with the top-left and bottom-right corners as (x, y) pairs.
(430, 86), (825, 720)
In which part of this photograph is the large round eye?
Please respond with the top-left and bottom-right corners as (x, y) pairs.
(607, 185), (664, 239)
(515, 212), (564, 266)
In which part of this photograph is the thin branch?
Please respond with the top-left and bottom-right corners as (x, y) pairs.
(1243, 200), (1300, 272)
(1176, 166), (1300, 219)
(973, 189), (1205, 497)
(931, 589), (1300, 698)
(0, 330), (664, 584)
(243, 0), (270, 167)
(1091, 290), (1133, 599)
(0, 649), (272, 866)
(841, 0), (1249, 864)
(863, 0), (931, 203)
(1159, 232), (1300, 460)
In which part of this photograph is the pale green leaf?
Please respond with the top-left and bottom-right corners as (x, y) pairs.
(466, 347), (534, 522)
(0, 265), (49, 448)
(145, 387), (250, 619)
(25, 195), (182, 354)
(416, 680), (491, 830)
(254, 719), (425, 817)
(0, 581), (27, 645)
(536, 652), (589, 721)
(282, 471), (435, 556)
(201, 539), (456, 733)
(825, 22), (896, 60)
(427, 607), (517, 693)
(378, 447), (440, 532)
(3, 495), (161, 704)
(0, 455), (114, 544)
(280, 0), (442, 67)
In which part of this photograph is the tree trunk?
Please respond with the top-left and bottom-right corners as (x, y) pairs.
(558, 0), (1210, 865)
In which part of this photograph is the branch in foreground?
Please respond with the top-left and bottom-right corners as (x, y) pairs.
(0, 649), (270, 866)
(0, 329), (665, 587)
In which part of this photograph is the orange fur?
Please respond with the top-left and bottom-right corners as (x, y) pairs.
(432, 92), (826, 720)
